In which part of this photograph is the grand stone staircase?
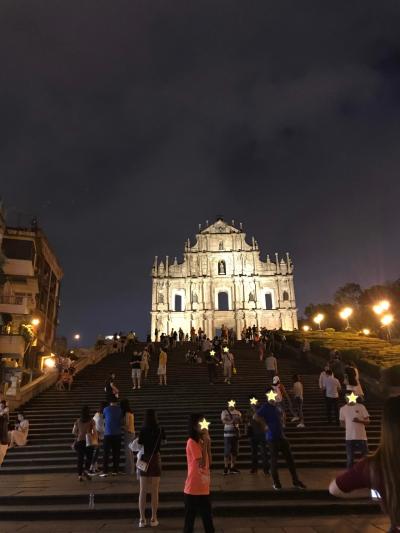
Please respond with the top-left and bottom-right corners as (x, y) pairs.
(0, 342), (382, 519)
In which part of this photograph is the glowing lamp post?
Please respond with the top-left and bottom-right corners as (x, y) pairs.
(339, 307), (353, 330)
(373, 300), (390, 316)
(381, 314), (394, 341)
(302, 325), (310, 332)
(74, 333), (81, 349)
(362, 328), (370, 336)
(313, 313), (324, 330)
(31, 318), (40, 327)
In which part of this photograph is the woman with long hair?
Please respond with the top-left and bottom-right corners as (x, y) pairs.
(137, 409), (166, 528)
(329, 396), (400, 531)
(90, 401), (107, 474)
(120, 398), (135, 475)
(8, 412), (29, 448)
(72, 405), (97, 481)
(183, 413), (215, 533)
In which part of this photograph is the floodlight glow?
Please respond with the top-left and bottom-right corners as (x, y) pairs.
(381, 314), (394, 327)
(339, 307), (353, 320)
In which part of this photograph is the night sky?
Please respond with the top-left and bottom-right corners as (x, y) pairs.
(1, 1), (400, 345)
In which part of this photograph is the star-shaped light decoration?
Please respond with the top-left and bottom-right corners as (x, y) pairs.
(223, 347), (229, 353)
(266, 390), (278, 402)
(228, 399), (236, 408)
(210, 350), (216, 357)
(346, 392), (358, 404)
(199, 418), (210, 431)
(250, 397), (258, 405)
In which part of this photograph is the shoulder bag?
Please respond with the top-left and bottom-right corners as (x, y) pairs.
(136, 429), (162, 472)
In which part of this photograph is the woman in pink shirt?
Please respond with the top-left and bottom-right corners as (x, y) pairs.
(184, 413), (215, 533)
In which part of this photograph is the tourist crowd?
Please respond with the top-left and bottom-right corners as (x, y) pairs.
(2, 326), (400, 532)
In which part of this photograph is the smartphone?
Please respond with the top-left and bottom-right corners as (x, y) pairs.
(370, 489), (382, 500)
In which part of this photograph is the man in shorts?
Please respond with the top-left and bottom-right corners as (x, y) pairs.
(130, 350), (142, 390)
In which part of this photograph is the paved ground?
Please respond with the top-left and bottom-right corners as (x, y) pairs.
(0, 515), (391, 532)
(0, 467), (344, 496)
(0, 469), (388, 532)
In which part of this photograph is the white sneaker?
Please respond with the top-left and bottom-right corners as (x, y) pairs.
(132, 386), (136, 390)
(150, 518), (159, 527)
(138, 385), (141, 389)
(291, 417), (300, 422)
(297, 423), (305, 428)
(139, 518), (147, 528)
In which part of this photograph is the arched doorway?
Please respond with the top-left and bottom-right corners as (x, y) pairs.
(218, 292), (229, 311)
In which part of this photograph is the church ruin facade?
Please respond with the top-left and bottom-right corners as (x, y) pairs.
(150, 218), (298, 340)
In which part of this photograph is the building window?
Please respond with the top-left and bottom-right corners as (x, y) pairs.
(174, 294), (182, 312)
(265, 293), (273, 310)
(282, 291), (289, 301)
(218, 292), (229, 311)
(218, 260), (226, 275)
(192, 292), (198, 304)
(219, 241), (224, 250)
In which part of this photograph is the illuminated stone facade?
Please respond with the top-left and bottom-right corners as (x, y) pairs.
(150, 218), (298, 340)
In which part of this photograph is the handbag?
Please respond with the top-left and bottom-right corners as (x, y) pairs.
(136, 430), (162, 472)
(128, 437), (141, 453)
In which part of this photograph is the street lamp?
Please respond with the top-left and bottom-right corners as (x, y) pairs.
(73, 333), (80, 349)
(302, 325), (310, 332)
(313, 313), (324, 330)
(339, 307), (353, 329)
(373, 300), (390, 316)
(381, 314), (394, 340)
(362, 328), (370, 336)
(31, 318), (40, 327)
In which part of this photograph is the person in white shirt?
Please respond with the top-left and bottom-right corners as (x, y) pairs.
(324, 370), (341, 425)
(291, 374), (305, 427)
(319, 366), (330, 394)
(339, 394), (370, 468)
(90, 402), (106, 473)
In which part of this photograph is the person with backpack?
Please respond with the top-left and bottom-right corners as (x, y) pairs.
(221, 401), (242, 475)
(244, 397), (270, 475)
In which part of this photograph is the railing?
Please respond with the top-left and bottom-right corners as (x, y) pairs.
(0, 295), (33, 306)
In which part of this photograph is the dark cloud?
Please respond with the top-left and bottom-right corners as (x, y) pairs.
(1, 0), (400, 342)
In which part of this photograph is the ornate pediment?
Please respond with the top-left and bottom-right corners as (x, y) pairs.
(201, 218), (239, 235)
